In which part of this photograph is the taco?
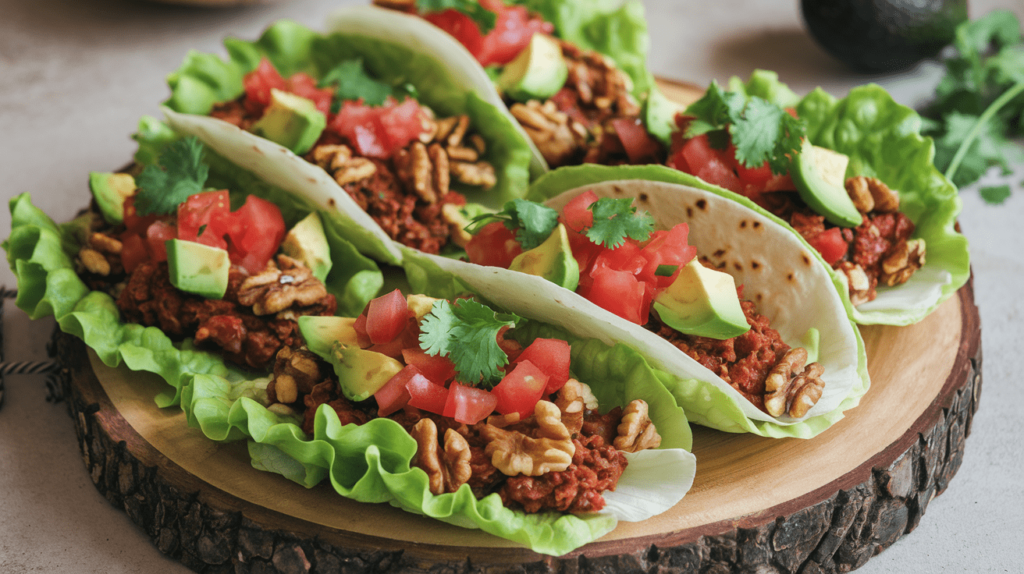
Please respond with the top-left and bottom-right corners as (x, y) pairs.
(664, 70), (969, 325)
(156, 17), (535, 264)
(4, 139), (695, 556)
(357, 0), (678, 170)
(431, 164), (869, 437)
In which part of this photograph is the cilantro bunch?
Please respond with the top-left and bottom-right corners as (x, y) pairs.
(683, 82), (806, 174)
(134, 136), (209, 216)
(419, 298), (522, 386)
(921, 10), (1024, 203)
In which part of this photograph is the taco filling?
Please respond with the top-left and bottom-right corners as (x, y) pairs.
(464, 191), (824, 419)
(207, 57), (497, 254)
(376, 0), (665, 168)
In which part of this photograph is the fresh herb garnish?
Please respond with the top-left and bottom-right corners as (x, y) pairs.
(466, 199), (560, 250)
(980, 184), (1012, 204)
(197, 224), (207, 237)
(684, 81), (805, 174)
(922, 10), (1024, 199)
(417, 0), (497, 34)
(134, 136), (209, 216)
(419, 298), (522, 386)
(319, 58), (393, 109)
(585, 197), (655, 249)
(655, 264), (678, 277)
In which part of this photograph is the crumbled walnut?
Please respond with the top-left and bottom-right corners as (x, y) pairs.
(441, 204), (473, 248)
(510, 100), (581, 167)
(89, 232), (122, 255)
(434, 116), (459, 143)
(613, 400), (661, 452)
(333, 157), (377, 187)
(311, 144), (352, 171)
(394, 142), (439, 204)
(270, 346), (322, 404)
(468, 134), (486, 156)
(428, 143), (450, 198)
(410, 418), (472, 495)
(236, 255), (328, 316)
(446, 145), (479, 163)
(309, 144), (377, 186)
(845, 176), (875, 213)
(880, 238), (926, 287)
(764, 348), (826, 418)
(837, 261), (874, 306)
(554, 379), (586, 436)
(846, 176), (899, 213)
(480, 401), (574, 476)
(450, 160), (497, 188)
(79, 248), (110, 276)
(78, 232), (123, 277)
(446, 115), (470, 148)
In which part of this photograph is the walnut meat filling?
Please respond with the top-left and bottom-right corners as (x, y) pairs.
(480, 401), (575, 477)
(763, 348), (825, 418)
(410, 418), (473, 496)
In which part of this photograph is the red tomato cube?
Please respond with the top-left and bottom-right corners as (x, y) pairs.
(492, 361), (549, 419)
(514, 340), (570, 394)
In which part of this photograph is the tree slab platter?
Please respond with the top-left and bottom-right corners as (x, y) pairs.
(53, 79), (982, 573)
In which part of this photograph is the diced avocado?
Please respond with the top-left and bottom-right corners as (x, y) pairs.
(509, 223), (580, 291)
(329, 341), (403, 402)
(166, 239), (230, 300)
(298, 315), (361, 359)
(281, 212), (332, 282)
(791, 139), (862, 227)
(497, 33), (569, 102)
(250, 89), (327, 155)
(407, 293), (440, 321)
(652, 259), (750, 340)
(89, 172), (136, 225)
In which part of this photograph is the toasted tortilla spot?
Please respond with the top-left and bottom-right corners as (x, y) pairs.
(713, 249), (726, 258)
(613, 185), (624, 195)
(696, 199), (707, 210)
(740, 220), (747, 229)
(252, 145), (264, 155)
(328, 198), (336, 207)
(734, 262), (742, 272)
(802, 254), (812, 266)
(639, 192), (649, 203)
(751, 261), (760, 270)
(787, 272), (794, 282)
(686, 206), (694, 218)
(753, 221), (761, 229)
(756, 293), (763, 302)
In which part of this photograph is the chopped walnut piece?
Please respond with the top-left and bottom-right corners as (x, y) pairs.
(468, 134), (486, 156)
(78, 232), (124, 277)
(410, 419), (473, 495)
(613, 400), (661, 452)
(845, 176), (875, 213)
(846, 176), (899, 213)
(79, 248), (111, 276)
(450, 161), (497, 189)
(446, 115), (470, 148)
(428, 143), (450, 198)
(270, 346), (323, 404)
(395, 142), (439, 204)
(881, 238), (926, 287)
(837, 261), (874, 306)
(236, 255), (329, 316)
(446, 145), (479, 163)
(434, 116), (459, 143)
(312, 144), (352, 171)
(554, 379), (586, 436)
(333, 157), (377, 186)
(480, 401), (575, 476)
(441, 204), (473, 248)
(511, 100), (581, 167)
(764, 348), (825, 418)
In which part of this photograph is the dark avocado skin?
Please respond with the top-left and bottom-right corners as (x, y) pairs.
(801, 0), (968, 72)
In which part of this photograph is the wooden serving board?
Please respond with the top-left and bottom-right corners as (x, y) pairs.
(53, 80), (982, 573)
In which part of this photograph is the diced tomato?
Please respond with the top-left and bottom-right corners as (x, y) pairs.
(732, 156), (773, 187)
(377, 99), (428, 150)
(122, 195), (159, 236)
(177, 190), (231, 250)
(561, 190), (598, 233)
(286, 73), (333, 115)
(145, 221), (177, 262)
(243, 59), (288, 116)
(425, 1), (553, 67)
(514, 339), (570, 394)
(402, 348), (456, 385)
(465, 221), (523, 268)
(566, 227), (604, 276)
(406, 371), (449, 415)
(425, 10), (485, 59)
(590, 241), (646, 277)
(366, 289), (409, 345)
(331, 99), (427, 159)
(375, 366), (417, 417)
(611, 118), (661, 164)
(491, 361), (548, 419)
(443, 382), (498, 425)
(808, 227), (848, 265)
(638, 224), (697, 288)
(586, 267), (646, 324)
(120, 233), (149, 273)
(695, 156), (744, 193)
(226, 195), (285, 274)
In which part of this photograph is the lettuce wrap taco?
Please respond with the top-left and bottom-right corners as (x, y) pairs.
(4, 138), (696, 556)
(359, 0), (679, 170)
(427, 164), (869, 437)
(664, 70), (969, 325)
(156, 17), (535, 264)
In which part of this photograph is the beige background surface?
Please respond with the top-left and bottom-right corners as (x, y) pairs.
(1, 0), (1022, 572)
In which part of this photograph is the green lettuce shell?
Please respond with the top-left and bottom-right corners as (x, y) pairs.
(727, 71), (969, 326)
(5, 194), (695, 555)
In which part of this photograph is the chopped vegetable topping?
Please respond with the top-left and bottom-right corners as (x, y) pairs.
(417, 0), (497, 34)
(467, 199), (560, 250)
(585, 197), (655, 249)
(319, 58), (394, 108)
(419, 298), (522, 386)
(134, 137), (209, 216)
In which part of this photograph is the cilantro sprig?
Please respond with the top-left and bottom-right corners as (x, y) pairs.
(319, 58), (394, 109)
(417, 0), (497, 34)
(684, 81), (805, 174)
(466, 199), (560, 250)
(585, 197), (655, 249)
(134, 136), (209, 216)
(419, 298), (522, 387)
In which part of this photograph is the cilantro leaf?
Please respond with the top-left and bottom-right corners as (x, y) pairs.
(980, 184), (1012, 204)
(419, 298), (522, 386)
(585, 197), (654, 249)
(465, 199), (559, 250)
(417, 0), (497, 34)
(682, 81), (745, 138)
(319, 58), (393, 108)
(134, 136), (209, 216)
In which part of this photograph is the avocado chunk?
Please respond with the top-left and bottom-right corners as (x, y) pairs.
(328, 341), (403, 402)
(791, 139), (862, 227)
(89, 172), (136, 225)
(281, 212), (332, 282)
(652, 259), (750, 340)
(166, 239), (230, 300)
(250, 89), (327, 155)
(508, 223), (580, 291)
(497, 33), (569, 102)
(298, 316), (361, 359)
(407, 293), (441, 321)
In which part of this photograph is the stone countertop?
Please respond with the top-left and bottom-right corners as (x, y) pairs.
(1, 0), (1021, 572)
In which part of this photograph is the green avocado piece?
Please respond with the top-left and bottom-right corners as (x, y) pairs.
(509, 223), (580, 291)
(298, 315), (360, 359)
(89, 172), (136, 225)
(281, 212), (332, 282)
(652, 259), (750, 340)
(328, 341), (403, 402)
(250, 89), (327, 155)
(497, 33), (569, 102)
(166, 239), (230, 300)
(791, 139), (862, 227)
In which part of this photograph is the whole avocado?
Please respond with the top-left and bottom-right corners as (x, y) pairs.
(801, 0), (967, 72)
